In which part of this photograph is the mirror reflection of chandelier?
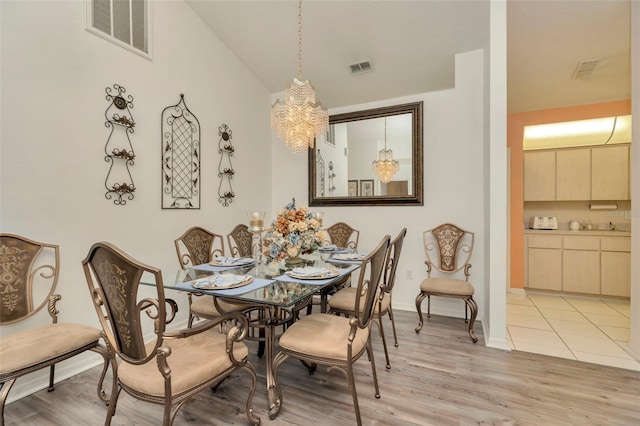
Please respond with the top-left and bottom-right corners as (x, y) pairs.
(271, 0), (328, 153)
(372, 118), (399, 183)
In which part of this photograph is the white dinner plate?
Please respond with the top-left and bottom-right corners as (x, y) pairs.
(192, 274), (253, 290)
(285, 267), (339, 280)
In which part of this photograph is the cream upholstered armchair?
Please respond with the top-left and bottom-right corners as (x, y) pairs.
(82, 241), (260, 425)
(328, 228), (406, 370)
(0, 234), (112, 424)
(272, 235), (390, 426)
(415, 223), (478, 343)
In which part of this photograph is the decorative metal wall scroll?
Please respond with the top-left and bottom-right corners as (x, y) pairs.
(104, 84), (136, 205)
(328, 161), (336, 196)
(217, 124), (235, 206)
(316, 149), (325, 197)
(161, 94), (201, 209)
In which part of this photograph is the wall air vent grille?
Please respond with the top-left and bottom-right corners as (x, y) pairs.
(349, 60), (373, 75)
(571, 59), (600, 79)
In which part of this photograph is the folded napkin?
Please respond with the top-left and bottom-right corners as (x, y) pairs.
(331, 253), (365, 261)
(318, 245), (341, 251)
(286, 267), (338, 279)
(192, 274), (252, 289)
(210, 256), (254, 266)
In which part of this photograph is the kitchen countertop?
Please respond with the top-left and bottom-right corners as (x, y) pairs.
(524, 229), (631, 237)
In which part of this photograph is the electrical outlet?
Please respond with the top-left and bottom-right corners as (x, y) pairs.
(405, 269), (413, 280)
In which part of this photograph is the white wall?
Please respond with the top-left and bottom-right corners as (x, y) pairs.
(272, 49), (489, 326)
(629, 0), (640, 358)
(0, 0), (272, 400)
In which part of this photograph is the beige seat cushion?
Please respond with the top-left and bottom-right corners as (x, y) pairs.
(278, 314), (369, 361)
(190, 295), (245, 317)
(118, 329), (248, 397)
(420, 277), (474, 296)
(0, 323), (101, 376)
(328, 288), (390, 314)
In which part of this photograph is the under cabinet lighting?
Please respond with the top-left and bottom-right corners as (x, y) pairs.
(523, 115), (631, 150)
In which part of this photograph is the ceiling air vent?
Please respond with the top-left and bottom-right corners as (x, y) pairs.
(349, 60), (373, 75)
(571, 59), (600, 79)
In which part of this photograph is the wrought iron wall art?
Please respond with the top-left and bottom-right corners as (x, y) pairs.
(217, 124), (235, 206)
(104, 84), (136, 205)
(316, 149), (325, 197)
(161, 94), (201, 209)
(328, 161), (336, 196)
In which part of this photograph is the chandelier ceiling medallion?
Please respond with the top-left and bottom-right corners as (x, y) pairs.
(372, 118), (399, 183)
(271, 0), (329, 153)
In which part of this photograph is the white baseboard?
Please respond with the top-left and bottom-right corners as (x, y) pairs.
(507, 287), (526, 295)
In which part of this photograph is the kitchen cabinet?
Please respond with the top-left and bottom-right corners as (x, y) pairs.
(562, 236), (600, 294)
(523, 145), (630, 201)
(526, 235), (562, 291)
(601, 237), (631, 297)
(525, 232), (630, 297)
(591, 145), (629, 200)
(524, 151), (556, 201)
(556, 148), (590, 200)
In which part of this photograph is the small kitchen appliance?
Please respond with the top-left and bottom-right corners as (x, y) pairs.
(529, 216), (558, 230)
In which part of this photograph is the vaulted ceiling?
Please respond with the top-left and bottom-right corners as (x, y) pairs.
(186, 0), (631, 114)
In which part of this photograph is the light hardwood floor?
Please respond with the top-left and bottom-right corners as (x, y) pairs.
(5, 310), (640, 425)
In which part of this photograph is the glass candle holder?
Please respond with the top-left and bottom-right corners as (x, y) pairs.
(310, 211), (324, 228)
(247, 211), (265, 233)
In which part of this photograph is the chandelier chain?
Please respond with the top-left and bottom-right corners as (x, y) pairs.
(298, 0), (303, 79)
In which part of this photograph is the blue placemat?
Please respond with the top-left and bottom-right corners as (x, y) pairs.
(173, 276), (274, 296)
(276, 264), (357, 286)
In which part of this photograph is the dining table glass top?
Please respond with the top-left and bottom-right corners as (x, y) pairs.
(145, 251), (361, 308)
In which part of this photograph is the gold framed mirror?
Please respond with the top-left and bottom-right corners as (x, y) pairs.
(308, 101), (423, 206)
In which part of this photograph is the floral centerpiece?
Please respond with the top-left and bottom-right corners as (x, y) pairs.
(263, 199), (323, 264)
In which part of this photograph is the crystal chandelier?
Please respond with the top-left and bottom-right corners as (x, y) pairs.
(372, 118), (399, 183)
(271, 0), (328, 153)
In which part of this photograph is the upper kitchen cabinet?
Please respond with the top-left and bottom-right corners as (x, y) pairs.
(591, 145), (629, 200)
(524, 151), (556, 201)
(524, 144), (630, 201)
(556, 148), (591, 200)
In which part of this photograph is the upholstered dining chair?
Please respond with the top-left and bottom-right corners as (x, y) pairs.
(415, 223), (478, 343)
(227, 224), (254, 258)
(174, 226), (232, 327)
(307, 221), (361, 315)
(0, 234), (112, 424)
(328, 228), (406, 370)
(272, 234), (390, 426)
(324, 221), (360, 249)
(82, 241), (260, 426)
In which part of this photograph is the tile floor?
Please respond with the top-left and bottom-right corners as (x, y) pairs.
(507, 291), (640, 371)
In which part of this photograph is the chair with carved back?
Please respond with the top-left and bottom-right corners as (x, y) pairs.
(227, 224), (255, 258)
(82, 241), (260, 425)
(415, 223), (478, 343)
(306, 222), (361, 315)
(174, 226), (230, 327)
(328, 228), (406, 369)
(0, 234), (112, 425)
(272, 234), (390, 426)
(324, 222), (359, 250)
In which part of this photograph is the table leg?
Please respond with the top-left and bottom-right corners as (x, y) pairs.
(266, 307), (282, 419)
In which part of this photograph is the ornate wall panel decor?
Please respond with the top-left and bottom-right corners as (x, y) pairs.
(316, 149), (325, 197)
(161, 94), (201, 209)
(104, 84), (136, 205)
(217, 124), (235, 206)
(328, 161), (336, 196)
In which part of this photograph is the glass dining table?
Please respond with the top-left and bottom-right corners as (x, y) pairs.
(144, 250), (362, 419)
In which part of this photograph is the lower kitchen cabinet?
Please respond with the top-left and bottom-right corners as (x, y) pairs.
(528, 248), (562, 291)
(562, 250), (600, 294)
(525, 233), (630, 297)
